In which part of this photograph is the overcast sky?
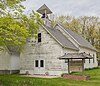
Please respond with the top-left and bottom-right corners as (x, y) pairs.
(22, 0), (100, 17)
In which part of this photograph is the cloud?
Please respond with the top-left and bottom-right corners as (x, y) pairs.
(22, 0), (100, 17)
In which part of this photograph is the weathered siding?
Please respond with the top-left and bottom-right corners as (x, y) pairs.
(10, 54), (20, 70)
(79, 47), (98, 68)
(0, 51), (11, 70)
(0, 51), (20, 74)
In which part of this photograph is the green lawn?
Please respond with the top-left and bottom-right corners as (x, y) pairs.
(0, 67), (100, 86)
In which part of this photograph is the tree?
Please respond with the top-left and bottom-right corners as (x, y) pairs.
(79, 16), (100, 46)
(0, 0), (42, 52)
(0, 0), (25, 16)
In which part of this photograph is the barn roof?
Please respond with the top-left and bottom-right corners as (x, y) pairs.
(42, 25), (79, 50)
(57, 23), (96, 51)
(39, 22), (96, 51)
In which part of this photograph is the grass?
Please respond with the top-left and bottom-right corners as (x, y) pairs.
(0, 67), (100, 86)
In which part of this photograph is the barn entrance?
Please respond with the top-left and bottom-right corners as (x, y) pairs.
(34, 60), (45, 74)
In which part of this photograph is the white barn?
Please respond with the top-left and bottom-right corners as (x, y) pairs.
(20, 4), (98, 76)
(0, 4), (98, 75)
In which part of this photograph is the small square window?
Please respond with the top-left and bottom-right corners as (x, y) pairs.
(93, 54), (95, 63)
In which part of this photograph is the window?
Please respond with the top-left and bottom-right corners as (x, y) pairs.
(38, 33), (41, 42)
(40, 60), (44, 67)
(35, 60), (38, 67)
(93, 54), (95, 63)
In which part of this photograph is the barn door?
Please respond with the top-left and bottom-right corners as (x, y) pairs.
(34, 60), (45, 74)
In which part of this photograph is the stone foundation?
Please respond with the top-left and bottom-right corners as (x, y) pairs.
(62, 74), (90, 80)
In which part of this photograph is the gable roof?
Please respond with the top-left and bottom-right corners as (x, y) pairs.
(57, 23), (96, 51)
(37, 4), (52, 14)
(41, 24), (79, 51)
(7, 45), (20, 55)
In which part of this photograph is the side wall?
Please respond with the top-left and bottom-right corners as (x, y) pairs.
(79, 47), (98, 68)
(0, 51), (10, 70)
(0, 51), (20, 74)
(10, 54), (20, 70)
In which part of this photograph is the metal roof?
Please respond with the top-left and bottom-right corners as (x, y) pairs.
(57, 24), (96, 51)
(37, 4), (52, 14)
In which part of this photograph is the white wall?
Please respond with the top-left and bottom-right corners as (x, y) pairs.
(79, 47), (98, 68)
(0, 51), (11, 70)
(0, 50), (20, 71)
(10, 54), (20, 70)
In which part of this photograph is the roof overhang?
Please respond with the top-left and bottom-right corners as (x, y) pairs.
(58, 52), (93, 60)
(37, 4), (52, 14)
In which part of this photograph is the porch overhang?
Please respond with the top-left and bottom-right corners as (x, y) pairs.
(58, 52), (93, 76)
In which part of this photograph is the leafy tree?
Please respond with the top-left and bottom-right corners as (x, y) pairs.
(79, 16), (99, 45)
(0, 0), (25, 16)
(0, 0), (42, 52)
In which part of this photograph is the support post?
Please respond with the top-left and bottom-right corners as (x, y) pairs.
(82, 59), (84, 76)
(68, 59), (70, 74)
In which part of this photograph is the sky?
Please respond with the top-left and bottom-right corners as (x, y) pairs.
(22, 0), (100, 17)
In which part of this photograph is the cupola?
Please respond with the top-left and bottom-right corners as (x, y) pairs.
(37, 4), (52, 25)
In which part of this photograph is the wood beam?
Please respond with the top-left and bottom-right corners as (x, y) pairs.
(82, 59), (85, 76)
(68, 59), (70, 74)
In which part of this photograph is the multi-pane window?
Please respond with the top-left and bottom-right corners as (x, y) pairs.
(38, 33), (41, 42)
(35, 60), (44, 67)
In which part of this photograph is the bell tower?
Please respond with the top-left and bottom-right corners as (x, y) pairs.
(37, 4), (52, 25)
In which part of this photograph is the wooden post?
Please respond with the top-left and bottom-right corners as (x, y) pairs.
(68, 59), (70, 74)
(82, 59), (84, 76)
